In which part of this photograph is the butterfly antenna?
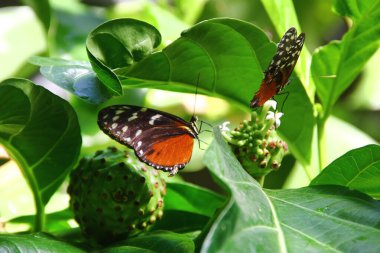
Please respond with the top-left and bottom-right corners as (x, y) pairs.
(192, 73), (201, 119)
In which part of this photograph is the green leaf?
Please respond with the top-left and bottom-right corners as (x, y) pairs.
(202, 128), (380, 252)
(9, 208), (74, 233)
(86, 18), (162, 95)
(0, 233), (85, 252)
(276, 79), (315, 165)
(260, 0), (314, 100)
(165, 182), (225, 217)
(312, 0), (380, 118)
(102, 231), (194, 253)
(152, 210), (209, 233)
(21, 0), (51, 33)
(311, 144), (380, 199)
(29, 56), (112, 104)
(124, 18), (275, 107)
(0, 78), (81, 205)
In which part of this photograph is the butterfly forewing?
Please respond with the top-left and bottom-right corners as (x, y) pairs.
(98, 105), (198, 175)
(250, 27), (305, 108)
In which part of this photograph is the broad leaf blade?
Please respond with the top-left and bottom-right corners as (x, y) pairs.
(125, 18), (275, 107)
(266, 186), (380, 253)
(165, 182), (225, 217)
(311, 144), (380, 199)
(202, 128), (380, 252)
(0, 78), (81, 205)
(202, 129), (284, 253)
(86, 18), (162, 95)
(0, 233), (85, 252)
(312, 0), (380, 118)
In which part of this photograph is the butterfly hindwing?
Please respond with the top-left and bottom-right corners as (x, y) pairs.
(98, 105), (197, 174)
(250, 27), (305, 108)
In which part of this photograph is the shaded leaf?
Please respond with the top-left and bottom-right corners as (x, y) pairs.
(276, 79), (315, 165)
(152, 210), (209, 233)
(311, 144), (380, 199)
(0, 78), (81, 205)
(0, 233), (85, 252)
(165, 182), (225, 217)
(202, 128), (380, 252)
(29, 56), (112, 104)
(102, 231), (194, 253)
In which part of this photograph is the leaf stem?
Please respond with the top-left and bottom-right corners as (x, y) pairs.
(3, 144), (46, 231)
(317, 117), (327, 172)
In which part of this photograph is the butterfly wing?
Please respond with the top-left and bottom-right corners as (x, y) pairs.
(250, 27), (305, 108)
(98, 105), (197, 174)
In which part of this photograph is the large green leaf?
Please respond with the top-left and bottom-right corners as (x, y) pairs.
(311, 144), (380, 199)
(201, 128), (380, 252)
(101, 231), (194, 253)
(165, 182), (225, 217)
(29, 56), (112, 104)
(124, 18), (275, 107)
(0, 78), (81, 205)
(260, 0), (314, 100)
(312, 0), (380, 118)
(0, 233), (85, 252)
(86, 18), (162, 95)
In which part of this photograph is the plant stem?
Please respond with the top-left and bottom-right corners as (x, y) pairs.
(317, 118), (327, 172)
(4, 144), (46, 231)
(257, 176), (265, 187)
(33, 190), (45, 232)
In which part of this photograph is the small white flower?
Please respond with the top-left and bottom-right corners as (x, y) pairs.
(266, 111), (284, 128)
(264, 100), (277, 110)
(219, 121), (231, 132)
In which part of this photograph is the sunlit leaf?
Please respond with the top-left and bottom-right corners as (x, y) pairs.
(312, 0), (380, 118)
(0, 233), (85, 252)
(0, 78), (81, 205)
(311, 144), (380, 199)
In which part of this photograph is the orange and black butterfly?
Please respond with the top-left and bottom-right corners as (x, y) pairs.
(250, 27), (305, 108)
(98, 105), (199, 175)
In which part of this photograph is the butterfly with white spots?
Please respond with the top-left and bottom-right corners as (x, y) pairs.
(250, 27), (305, 108)
(98, 105), (199, 175)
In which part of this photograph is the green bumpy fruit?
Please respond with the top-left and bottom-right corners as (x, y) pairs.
(67, 147), (166, 245)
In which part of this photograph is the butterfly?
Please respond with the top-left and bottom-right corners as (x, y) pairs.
(98, 105), (199, 175)
(250, 27), (305, 108)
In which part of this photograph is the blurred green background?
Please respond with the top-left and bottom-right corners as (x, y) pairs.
(0, 0), (379, 231)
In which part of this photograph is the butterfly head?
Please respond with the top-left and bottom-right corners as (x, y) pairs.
(189, 115), (199, 137)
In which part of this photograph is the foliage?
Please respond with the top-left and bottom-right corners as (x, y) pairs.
(1, 0), (380, 252)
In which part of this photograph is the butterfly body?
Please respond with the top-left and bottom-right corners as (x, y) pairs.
(98, 105), (199, 175)
(250, 27), (305, 108)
